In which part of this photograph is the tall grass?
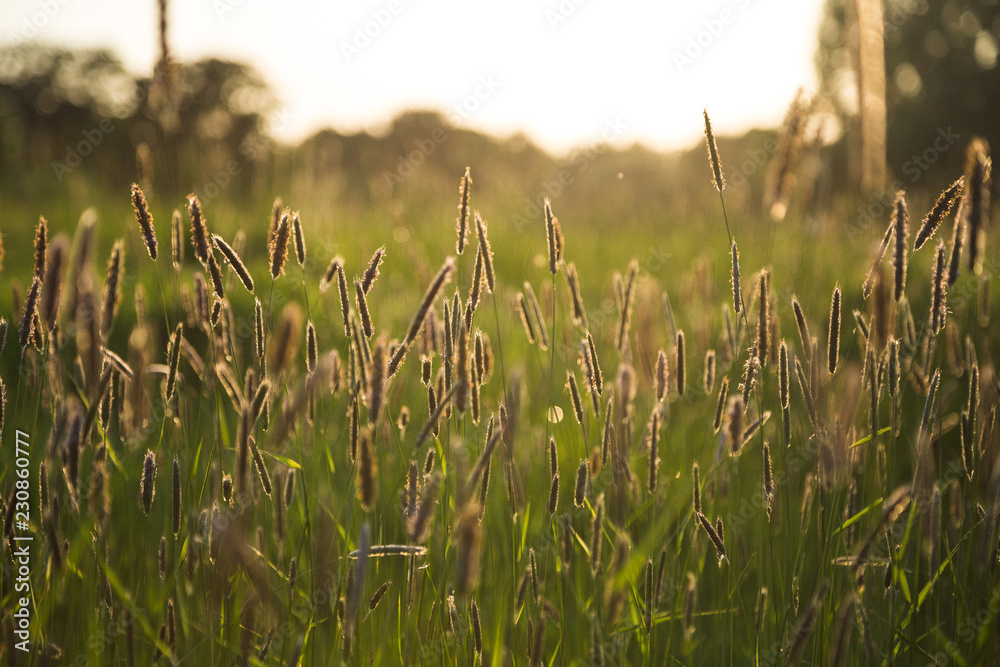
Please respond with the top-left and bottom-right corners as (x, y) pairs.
(0, 110), (997, 667)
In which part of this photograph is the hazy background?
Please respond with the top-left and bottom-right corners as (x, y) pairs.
(0, 0), (825, 153)
(0, 0), (996, 245)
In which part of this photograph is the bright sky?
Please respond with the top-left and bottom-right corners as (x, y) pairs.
(0, 0), (826, 154)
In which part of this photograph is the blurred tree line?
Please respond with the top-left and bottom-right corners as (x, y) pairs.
(0, 44), (275, 201)
(1, 0), (997, 231)
(816, 0), (1000, 189)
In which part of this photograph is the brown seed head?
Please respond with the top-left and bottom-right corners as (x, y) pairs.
(703, 108), (725, 191)
(456, 167), (471, 254)
(291, 211), (306, 266)
(171, 209), (183, 268)
(655, 349), (669, 402)
(474, 211), (495, 293)
(269, 211), (290, 279)
(19, 276), (41, 350)
(140, 450), (156, 515)
(131, 184), (157, 260)
(213, 234), (254, 292)
(34, 216), (48, 278)
(187, 194), (210, 265)
(915, 177), (964, 251)
(893, 191), (910, 301)
(828, 284), (841, 375)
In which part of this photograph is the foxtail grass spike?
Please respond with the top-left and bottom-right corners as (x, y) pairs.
(893, 191), (910, 301)
(140, 450), (156, 515)
(474, 211), (495, 293)
(915, 177), (964, 251)
(965, 139), (991, 274)
(361, 246), (385, 294)
(131, 184), (157, 260)
(19, 277), (41, 349)
(34, 216), (48, 277)
(171, 209), (183, 268)
(862, 222), (894, 299)
(703, 108), (725, 192)
(188, 194), (210, 266)
(292, 211), (306, 266)
(269, 211), (290, 279)
(545, 198), (560, 275)
(355, 279), (374, 338)
(828, 284), (841, 375)
(731, 240), (742, 314)
(213, 234), (254, 292)
(456, 167), (471, 255)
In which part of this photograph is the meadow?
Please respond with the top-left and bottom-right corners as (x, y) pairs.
(0, 105), (997, 667)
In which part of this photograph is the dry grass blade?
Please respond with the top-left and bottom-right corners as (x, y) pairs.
(795, 357), (818, 428)
(357, 427), (376, 511)
(213, 234), (254, 292)
(616, 260), (638, 352)
(862, 222), (894, 299)
(465, 422), (501, 495)
(415, 384), (457, 449)
(695, 512), (727, 562)
(517, 293), (536, 345)
(388, 257), (453, 377)
(165, 323), (183, 402)
(523, 282), (548, 349)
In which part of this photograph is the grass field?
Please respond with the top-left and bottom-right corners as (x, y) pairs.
(0, 110), (998, 666)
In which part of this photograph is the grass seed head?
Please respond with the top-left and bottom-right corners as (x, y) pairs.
(456, 166), (471, 255)
(187, 194), (210, 265)
(703, 107), (726, 191)
(131, 184), (157, 260)
(915, 176), (964, 251)
(140, 450), (156, 515)
(292, 211), (306, 266)
(269, 211), (290, 279)
(213, 234), (254, 292)
(893, 191), (910, 300)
